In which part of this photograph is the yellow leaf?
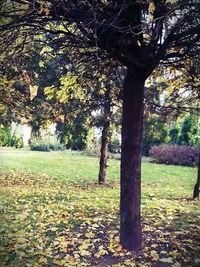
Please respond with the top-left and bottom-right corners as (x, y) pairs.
(80, 250), (91, 256)
(99, 248), (108, 255)
(183, 239), (193, 244)
(85, 231), (95, 238)
(29, 85), (38, 100)
(50, 227), (58, 232)
(149, 2), (155, 14)
(169, 250), (180, 257)
(124, 259), (136, 266)
(38, 257), (47, 264)
(73, 253), (80, 259)
(108, 244), (115, 253)
(91, 223), (99, 228)
(53, 241), (60, 246)
(113, 236), (120, 244)
(53, 259), (63, 265)
(160, 258), (173, 263)
(79, 243), (90, 250)
(171, 262), (181, 267)
(150, 250), (159, 261)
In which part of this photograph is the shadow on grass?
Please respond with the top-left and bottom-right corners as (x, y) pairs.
(0, 170), (199, 266)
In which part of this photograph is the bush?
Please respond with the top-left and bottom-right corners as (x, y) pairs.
(30, 136), (65, 151)
(83, 146), (101, 157)
(83, 145), (121, 160)
(0, 125), (24, 148)
(0, 125), (11, 146)
(149, 145), (199, 167)
(108, 138), (121, 153)
(10, 129), (24, 148)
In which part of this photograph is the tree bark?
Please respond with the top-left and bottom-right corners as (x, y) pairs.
(98, 120), (110, 184)
(193, 149), (200, 199)
(120, 69), (145, 251)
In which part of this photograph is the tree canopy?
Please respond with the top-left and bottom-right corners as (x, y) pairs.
(1, 0), (200, 72)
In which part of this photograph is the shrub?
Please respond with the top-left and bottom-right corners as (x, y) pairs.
(0, 125), (24, 148)
(108, 138), (121, 153)
(83, 145), (121, 160)
(149, 145), (199, 167)
(108, 152), (121, 160)
(0, 125), (11, 146)
(83, 146), (101, 157)
(30, 136), (65, 151)
(10, 129), (24, 148)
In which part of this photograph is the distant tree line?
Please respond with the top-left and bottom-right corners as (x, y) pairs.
(142, 113), (199, 156)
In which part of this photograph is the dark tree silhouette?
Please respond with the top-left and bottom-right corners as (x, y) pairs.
(193, 150), (200, 199)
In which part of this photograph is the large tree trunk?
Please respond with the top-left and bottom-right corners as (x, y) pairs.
(193, 150), (200, 199)
(98, 120), (110, 184)
(120, 69), (145, 251)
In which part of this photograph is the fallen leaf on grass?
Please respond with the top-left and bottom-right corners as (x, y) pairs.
(160, 257), (173, 263)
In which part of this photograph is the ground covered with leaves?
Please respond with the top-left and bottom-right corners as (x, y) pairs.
(0, 168), (199, 267)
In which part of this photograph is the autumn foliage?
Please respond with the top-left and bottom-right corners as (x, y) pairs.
(150, 145), (199, 167)
(0, 168), (199, 267)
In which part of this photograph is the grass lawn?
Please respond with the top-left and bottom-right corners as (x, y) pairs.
(0, 147), (199, 267)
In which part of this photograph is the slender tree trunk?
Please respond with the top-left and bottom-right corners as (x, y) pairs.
(120, 69), (145, 251)
(98, 120), (110, 184)
(193, 150), (200, 199)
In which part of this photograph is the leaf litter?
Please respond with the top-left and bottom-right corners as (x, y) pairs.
(0, 171), (199, 267)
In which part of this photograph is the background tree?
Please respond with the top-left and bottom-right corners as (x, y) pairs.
(142, 117), (169, 156)
(81, 65), (123, 184)
(179, 113), (198, 146)
(169, 124), (180, 145)
(45, 60), (123, 183)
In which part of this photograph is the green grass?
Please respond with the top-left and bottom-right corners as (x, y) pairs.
(0, 146), (196, 198)
(0, 147), (119, 183)
(0, 147), (199, 267)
